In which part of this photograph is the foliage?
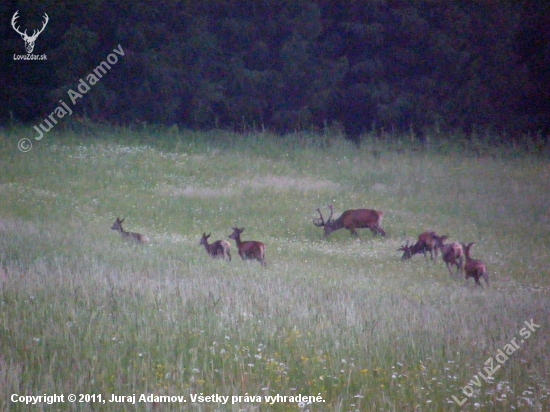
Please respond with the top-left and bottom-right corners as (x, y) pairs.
(1, 1), (549, 139)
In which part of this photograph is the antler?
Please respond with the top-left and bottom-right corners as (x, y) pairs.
(31, 13), (49, 40)
(11, 11), (48, 40)
(327, 205), (334, 223)
(313, 208), (325, 227)
(11, 11), (26, 37)
(397, 240), (410, 251)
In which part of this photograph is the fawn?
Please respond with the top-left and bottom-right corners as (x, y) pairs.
(111, 218), (149, 244)
(200, 232), (232, 261)
(228, 227), (266, 267)
(461, 242), (489, 287)
(398, 232), (445, 261)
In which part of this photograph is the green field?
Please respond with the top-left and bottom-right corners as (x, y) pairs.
(0, 127), (549, 411)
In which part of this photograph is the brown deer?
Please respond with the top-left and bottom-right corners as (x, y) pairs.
(461, 243), (489, 287)
(398, 232), (445, 261)
(111, 218), (149, 244)
(435, 237), (464, 276)
(313, 205), (386, 238)
(228, 227), (266, 267)
(200, 232), (232, 261)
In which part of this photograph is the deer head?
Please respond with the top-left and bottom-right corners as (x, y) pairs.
(228, 227), (245, 240)
(200, 232), (211, 246)
(12, 11), (49, 54)
(111, 217), (125, 232)
(397, 240), (412, 260)
(312, 205), (335, 237)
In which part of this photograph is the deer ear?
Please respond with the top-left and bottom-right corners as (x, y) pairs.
(239, 227), (245, 232)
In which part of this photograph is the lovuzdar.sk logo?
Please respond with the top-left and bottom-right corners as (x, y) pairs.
(11, 10), (48, 60)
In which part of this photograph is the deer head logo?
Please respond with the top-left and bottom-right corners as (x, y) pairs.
(11, 10), (49, 54)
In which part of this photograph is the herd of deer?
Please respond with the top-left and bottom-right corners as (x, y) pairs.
(111, 204), (489, 287)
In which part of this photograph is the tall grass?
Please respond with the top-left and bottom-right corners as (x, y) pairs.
(0, 127), (549, 411)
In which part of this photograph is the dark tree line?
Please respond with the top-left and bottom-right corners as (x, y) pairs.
(2, 0), (549, 141)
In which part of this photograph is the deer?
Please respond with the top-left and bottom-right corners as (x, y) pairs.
(11, 11), (49, 54)
(228, 227), (266, 267)
(111, 218), (149, 244)
(434, 237), (464, 277)
(461, 243), (489, 287)
(200, 232), (232, 261)
(313, 205), (386, 238)
(398, 231), (445, 261)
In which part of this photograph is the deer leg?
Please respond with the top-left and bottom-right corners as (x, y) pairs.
(259, 254), (266, 267)
(424, 248), (433, 261)
(474, 276), (483, 287)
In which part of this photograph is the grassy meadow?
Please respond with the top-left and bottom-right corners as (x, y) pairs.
(0, 126), (549, 411)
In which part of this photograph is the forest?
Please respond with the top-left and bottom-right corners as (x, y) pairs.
(2, 0), (549, 142)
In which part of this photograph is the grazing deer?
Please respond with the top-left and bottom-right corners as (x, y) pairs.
(200, 232), (232, 261)
(111, 218), (149, 244)
(228, 227), (266, 267)
(398, 231), (445, 261)
(313, 205), (386, 238)
(435, 237), (464, 277)
(461, 243), (489, 287)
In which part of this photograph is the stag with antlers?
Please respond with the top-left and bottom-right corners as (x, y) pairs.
(313, 205), (386, 238)
(11, 11), (49, 54)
